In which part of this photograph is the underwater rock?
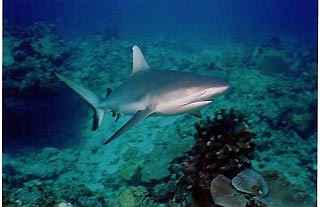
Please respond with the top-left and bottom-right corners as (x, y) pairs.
(119, 159), (144, 182)
(141, 159), (171, 183)
(220, 52), (243, 68)
(38, 147), (61, 160)
(183, 109), (256, 201)
(85, 183), (105, 193)
(259, 55), (289, 75)
(253, 47), (294, 76)
(122, 147), (141, 161)
(58, 202), (73, 207)
(231, 168), (268, 197)
(210, 174), (247, 207)
(2, 194), (11, 206)
(21, 22), (56, 39)
(3, 21), (70, 97)
(112, 187), (144, 207)
(151, 181), (177, 202)
(290, 112), (314, 136)
(193, 50), (215, 69)
(262, 170), (316, 207)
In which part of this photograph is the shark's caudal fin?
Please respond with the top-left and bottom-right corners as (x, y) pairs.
(55, 73), (105, 130)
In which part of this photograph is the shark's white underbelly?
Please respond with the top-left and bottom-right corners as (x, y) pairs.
(117, 99), (149, 115)
(155, 99), (212, 115)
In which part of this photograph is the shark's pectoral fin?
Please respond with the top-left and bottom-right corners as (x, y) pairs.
(103, 108), (153, 145)
(189, 110), (202, 118)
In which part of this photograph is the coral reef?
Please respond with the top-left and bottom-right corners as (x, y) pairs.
(183, 109), (256, 203)
(119, 159), (144, 182)
(261, 170), (315, 207)
(2, 19), (317, 206)
(181, 108), (314, 207)
(210, 174), (247, 207)
(253, 48), (292, 76)
(231, 168), (268, 197)
(140, 159), (172, 183)
(290, 112), (315, 136)
(259, 55), (289, 75)
(3, 21), (70, 97)
(210, 170), (270, 207)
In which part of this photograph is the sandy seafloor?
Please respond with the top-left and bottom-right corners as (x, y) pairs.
(2, 20), (317, 207)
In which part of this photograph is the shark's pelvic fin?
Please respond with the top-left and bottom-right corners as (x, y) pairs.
(189, 110), (202, 118)
(132, 45), (149, 75)
(103, 107), (153, 145)
(55, 73), (105, 130)
(106, 88), (112, 97)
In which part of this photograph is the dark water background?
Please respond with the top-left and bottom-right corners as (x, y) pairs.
(4, 0), (317, 44)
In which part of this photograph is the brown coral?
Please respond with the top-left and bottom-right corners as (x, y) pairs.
(183, 108), (256, 203)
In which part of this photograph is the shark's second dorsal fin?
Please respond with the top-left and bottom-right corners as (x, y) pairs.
(132, 45), (149, 75)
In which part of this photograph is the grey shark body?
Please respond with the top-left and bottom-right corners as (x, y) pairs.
(56, 45), (229, 144)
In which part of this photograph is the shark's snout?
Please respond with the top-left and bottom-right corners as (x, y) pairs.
(219, 84), (230, 93)
(217, 78), (230, 88)
(209, 78), (230, 96)
(208, 85), (229, 97)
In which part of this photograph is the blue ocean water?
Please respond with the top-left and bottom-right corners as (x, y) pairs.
(4, 0), (317, 44)
(3, 0), (318, 206)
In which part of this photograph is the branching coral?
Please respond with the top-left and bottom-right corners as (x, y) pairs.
(183, 108), (257, 203)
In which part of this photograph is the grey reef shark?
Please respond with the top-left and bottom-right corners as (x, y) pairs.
(56, 45), (229, 145)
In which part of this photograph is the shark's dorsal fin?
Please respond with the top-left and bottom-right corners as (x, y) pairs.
(132, 45), (149, 75)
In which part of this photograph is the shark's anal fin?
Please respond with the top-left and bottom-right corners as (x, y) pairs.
(115, 112), (122, 122)
(103, 108), (153, 145)
(106, 88), (112, 97)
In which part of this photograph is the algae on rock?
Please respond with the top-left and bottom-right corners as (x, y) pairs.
(119, 159), (144, 181)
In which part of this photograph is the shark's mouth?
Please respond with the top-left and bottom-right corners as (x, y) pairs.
(180, 100), (213, 110)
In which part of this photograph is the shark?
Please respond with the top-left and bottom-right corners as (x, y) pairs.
(56, 45), (229, 145)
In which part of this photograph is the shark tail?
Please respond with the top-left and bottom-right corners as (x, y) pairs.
(55, 73), (105, 130)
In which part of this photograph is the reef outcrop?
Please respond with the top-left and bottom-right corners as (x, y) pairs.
(182, 109), (257, 204)
(3, 21), (70, 97)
